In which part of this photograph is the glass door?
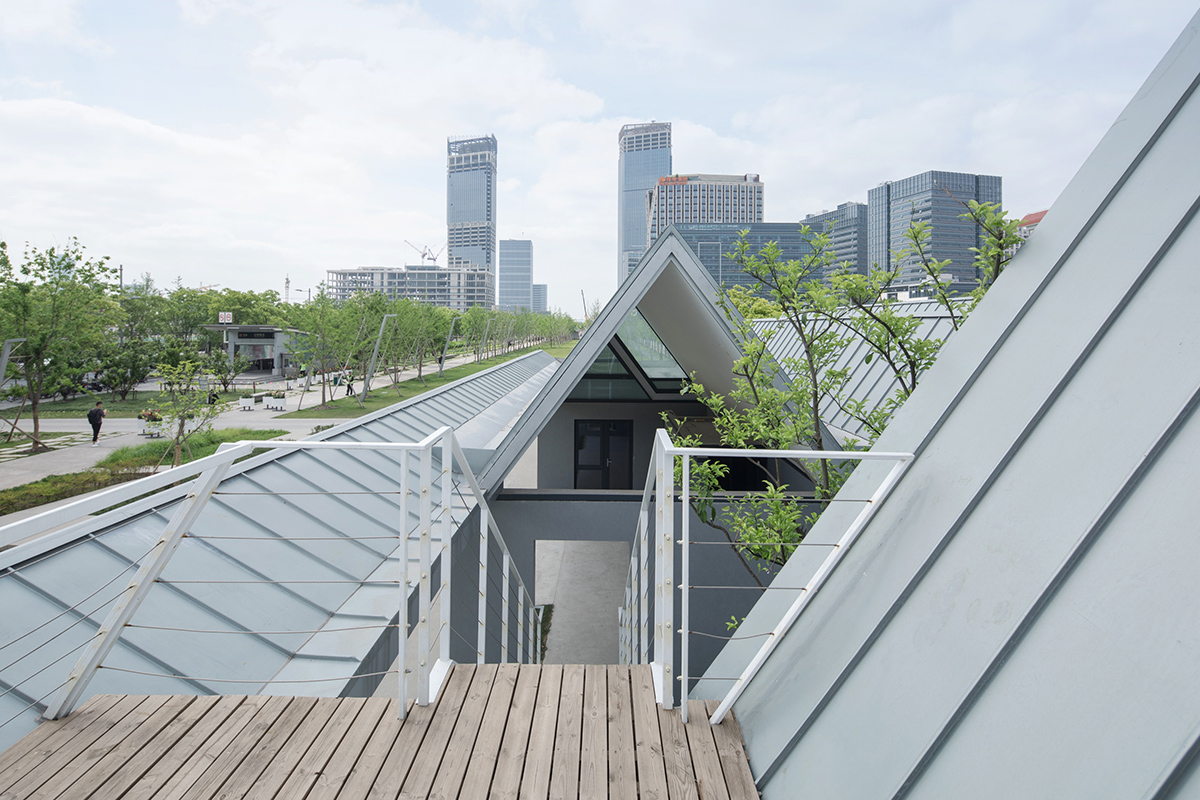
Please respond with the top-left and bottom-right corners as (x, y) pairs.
(574, 420), (634, 489)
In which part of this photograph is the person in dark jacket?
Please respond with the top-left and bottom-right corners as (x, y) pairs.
(87, 401), (106, 446)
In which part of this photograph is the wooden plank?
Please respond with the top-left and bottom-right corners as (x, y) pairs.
(703, 701), (758, 800)
(239, 696), (341, 799)
(117, 695), (251, 800)
(458, 662), (520, 797)
(274, 697), (367, 800)
(142, 695), (277, 800)
(682, 700), (730, 800)
(86, 694), (224, 800)
(517, 663), (561, 800)
(405, 664), (495, 799)
(326, 700), (407, 800)
(0, 694), (166, 799)
(657, 703), (700, 800)
(172, 694), (293, 800)
(43, 694), (197, 798)
(304, 698), (392, 800)
(490, 664), (541, 799)
(368, 664), (472, 800)
(197, 695), (318, 799)
(629, 666), (669, 800)
(607, 666), (637, 800)
(578, 664), (607, 800)
(548, 664), (585, 800)
(0, 694), (122, 785)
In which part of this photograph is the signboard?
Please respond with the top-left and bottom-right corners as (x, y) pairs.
(218, 312), (233, 324)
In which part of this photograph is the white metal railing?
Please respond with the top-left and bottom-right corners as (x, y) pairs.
(12, 426), (539, 727)
(619, 429), (913, 724)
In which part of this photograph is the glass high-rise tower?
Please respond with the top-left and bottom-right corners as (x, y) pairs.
(618, 122), (672, 283)
(498, 239), (533, 310)
(867, 170), (1002, 293)
(447, 135), (498, 300)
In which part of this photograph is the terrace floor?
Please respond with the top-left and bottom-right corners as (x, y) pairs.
(0, 664), (757, 799)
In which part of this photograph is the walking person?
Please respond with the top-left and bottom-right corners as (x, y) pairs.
(87, 401), (106, 447)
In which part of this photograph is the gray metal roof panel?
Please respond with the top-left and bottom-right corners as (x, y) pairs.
(0, 350), (557, 748)
(700, 11), (1200, 797)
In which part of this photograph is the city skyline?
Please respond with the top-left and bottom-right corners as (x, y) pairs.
(0, 1), (1192, 313)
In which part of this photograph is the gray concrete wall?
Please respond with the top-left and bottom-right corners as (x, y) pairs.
(536, 401), (707, 489)
(490, 492), (778, 696)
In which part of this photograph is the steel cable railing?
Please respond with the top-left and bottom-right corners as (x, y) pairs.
(619, 429), (914, 724)
(0, 427), (541, 734)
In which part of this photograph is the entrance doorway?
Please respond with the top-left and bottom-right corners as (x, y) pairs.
(574, 420), (633, 489)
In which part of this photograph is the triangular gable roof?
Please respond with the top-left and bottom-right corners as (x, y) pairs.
(479, 227), (746, 491)
(704, 11), (1200, 797)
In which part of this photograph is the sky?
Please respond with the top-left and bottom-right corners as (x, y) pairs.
(0, 0), (1195, 315)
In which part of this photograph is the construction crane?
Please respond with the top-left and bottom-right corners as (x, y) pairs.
(405, 241), (445, 266)
(198, 283), (221, 292)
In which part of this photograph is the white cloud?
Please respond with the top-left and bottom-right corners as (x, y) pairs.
(0, 0), (109, 52)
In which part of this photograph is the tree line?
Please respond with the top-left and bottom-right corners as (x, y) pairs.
(0, 238), (576, 448)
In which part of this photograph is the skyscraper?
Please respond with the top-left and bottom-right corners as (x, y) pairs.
(618, 122), (672, 282)
(867, 170), (1002, 293)
(801, 201), (869, 279)
(646, 173), (764, 248)
(674, 222), (813, 288)
(447, 134), (498, 301)
(498, 239), (533, 311)
(532, 284), (547, 314)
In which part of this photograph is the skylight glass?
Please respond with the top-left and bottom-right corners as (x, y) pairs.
(615, 309), (686, 379)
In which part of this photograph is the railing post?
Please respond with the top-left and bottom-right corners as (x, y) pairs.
(398, 448), (409, 718)
(516, 583), (525, 663)
(501, 554), (511, 662)
(680, 454), (690, 723)
(660, 448), (675, 709)
(477, 504), (488, 665)
(639, 504), (649, 662)
(44, 459), (234, 720)
(417, 445), (432, 705)
(439, 431), (452, 666)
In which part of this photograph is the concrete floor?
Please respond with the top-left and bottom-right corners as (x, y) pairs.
(536, 540), (630, 665)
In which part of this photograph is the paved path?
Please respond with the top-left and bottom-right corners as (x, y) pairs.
(0, 352), (484, 493)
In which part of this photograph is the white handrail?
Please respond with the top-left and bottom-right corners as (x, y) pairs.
(38, 427), (540, 722)
(619, 429), (914, 724)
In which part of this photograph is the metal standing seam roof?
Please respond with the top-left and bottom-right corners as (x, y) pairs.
(698, 11), (1200, 799)
(753, 300), (962, 442)
(0, 350), (558, 751)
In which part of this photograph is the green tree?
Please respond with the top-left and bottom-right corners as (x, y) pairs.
(204, 349), (251, 393)
(0, 238), (120, 445)
(99, 339), (160, 401)
(152, 360), (230, 469)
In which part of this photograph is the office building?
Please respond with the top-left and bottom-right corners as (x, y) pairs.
(532, 284), (547, 314)
(618, 122), (672, 282)
(499, 240), (533, 311)
(647, 173), (764, 250)
(802, 201), (869, 278)
(325, 265), (494, 311)
(447, 135), (498, 301)
(673, 223), (814, 288)
(867, 170), (1002, 293)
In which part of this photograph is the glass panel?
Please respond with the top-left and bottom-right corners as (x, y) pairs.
(576, 422), (603, 466)
(583, 346), (629, 376)
(575, 468), (603, 489)
(607, 421), (633, 490)
(567, 378), (649, 402)
(616, 309), (686, 379)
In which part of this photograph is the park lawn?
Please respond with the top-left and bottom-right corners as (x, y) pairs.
(0, 390), (244, 420)
(0, 428), (287, 517)
(0, 431), (73, 453)
(281, 346), (563, 419)
(540, 341), (577, 358)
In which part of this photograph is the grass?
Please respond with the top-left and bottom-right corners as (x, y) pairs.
(0, 431), (73, 453)
(0, 391), (244, 420)
(0, 428), (286, 517)
(281, 345), (564, 420)
(540, 341), (578, 358)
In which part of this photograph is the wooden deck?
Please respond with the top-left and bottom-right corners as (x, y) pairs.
(0, 664), (757, 799)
